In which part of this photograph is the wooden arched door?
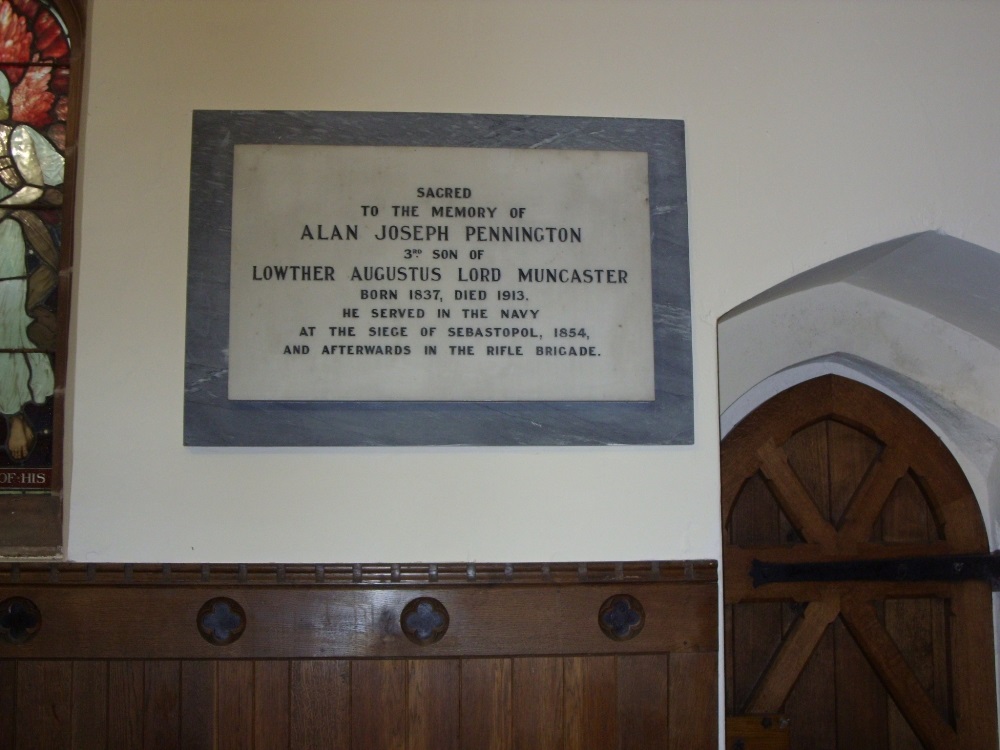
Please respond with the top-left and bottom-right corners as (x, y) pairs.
(723, 375), (997, 749)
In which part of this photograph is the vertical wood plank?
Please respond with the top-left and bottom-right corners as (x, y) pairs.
(351, 659), (406, 750)
(782, 625), (836, 749)
(727, 473), (786, 712)
(181, 660), (217, 750)
(779, 422), (839, 750)
(834, 618), (888, 749)
(784, 421), (833, 523)
(667, 652), (716, 750)
(951, 582), (999, 749)
(217, 661), (255, 750)
(618, 654), (669, 749)
(0, 661), (16, 750)
(71, 661), (109, 750)
(828, 420), (888, 750)
(255, 660), (290, 750)
(511, 657), (562, 750)
(108, 660), (144, 750)
(15, 661), (73, 749)
(564, 656), (616, 750)
(407, 659), (460, 750)
(290, 660), (350, 750)
(881, 470), (944, 750)
(461, 658), (512, 750)
(144, 661), (181, 749)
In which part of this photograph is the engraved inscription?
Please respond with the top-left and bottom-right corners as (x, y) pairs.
(228, 146), (654, 401)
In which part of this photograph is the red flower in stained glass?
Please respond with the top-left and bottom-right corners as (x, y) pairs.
(10, 63), (53, 127)
(14, 0), (69, 62)
(0, 0), (68, 129)
(0, 2), (31, 69)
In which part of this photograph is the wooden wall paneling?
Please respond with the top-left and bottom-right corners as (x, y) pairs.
(0, 561), (719, 749)
(511, 656), (563, 750)
(563, 655), (617, 749)
(668, 652), (718, 750)
(617, 654), (670, 749)
(0, 661), (15, 750)
(289, 660), (350, 750)
(351, 660), (407, 749)
(460, 658), (512, 750)
(407, 659), (460, 750)
(216, 661), (254, 750)
(254, 660), (290, 750)
(143, 661), (181, 749)
(180, 660), (216, 750)
(107, 661), (144, 749)
(14, 661), (72, 750)
(71, 661), (108, 749)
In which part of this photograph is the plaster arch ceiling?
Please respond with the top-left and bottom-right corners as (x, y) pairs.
(717, 230), (1000, 542)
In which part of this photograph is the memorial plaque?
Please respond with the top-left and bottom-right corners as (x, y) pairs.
(185, 112), (692, 446)
(228, 145), (653, 402)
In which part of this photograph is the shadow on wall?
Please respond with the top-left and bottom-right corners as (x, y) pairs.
(717, 231), (1000, 546)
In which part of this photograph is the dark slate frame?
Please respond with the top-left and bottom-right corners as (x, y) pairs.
(184, 112), (692, 446)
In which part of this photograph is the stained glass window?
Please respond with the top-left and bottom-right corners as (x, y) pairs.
(0, 0), (80, 554)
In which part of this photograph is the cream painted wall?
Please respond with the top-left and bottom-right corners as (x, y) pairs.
(65, 0), (1000, 563)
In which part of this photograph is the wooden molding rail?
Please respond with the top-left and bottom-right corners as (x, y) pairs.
(0, 560), (718, 660)
(0, 559), (716, 586)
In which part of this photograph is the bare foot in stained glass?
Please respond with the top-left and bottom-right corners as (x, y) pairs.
(7, 414), (33, 460)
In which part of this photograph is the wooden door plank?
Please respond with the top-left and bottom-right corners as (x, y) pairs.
(757, 440), (838, 547)
(511, 656), (562, 750)
(782, 420), (832, 525)
(880, 466), (948, 750)
(833, 615), (888, 749)
(746, 596), (839, 713)
(217, 661), (255, 750)
(731, 601), (785, 711)
(781, 621), (836, 749)
(461, 658), (512, 750)
(144, 661), (181, 749)
(71, 661), (108, 750)
(563, 656), (616, 750)
(838, 446), (910, 544)
(841, 598), (959, 750)
(108, 660), (144, 749)
(667, 652), (716, 750)
(618, 654), (669, 749)
(726, 468), (788, 713)
(407, 659), (460, 750)
(15, 660), (72, 749)
(180, 660), (216, 750)
(290, 659), (350, 750)
(255, 660), (290, 750)
(884, 599), (933, 750)
(950, 582), (999, 749)
(352, 659), (406, 750)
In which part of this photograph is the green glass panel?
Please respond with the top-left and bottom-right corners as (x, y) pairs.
(0, 209), (60, 488)
(0, 2), (67, 493)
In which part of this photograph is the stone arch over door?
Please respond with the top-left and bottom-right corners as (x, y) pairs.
(718, 231), (1000, 536)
